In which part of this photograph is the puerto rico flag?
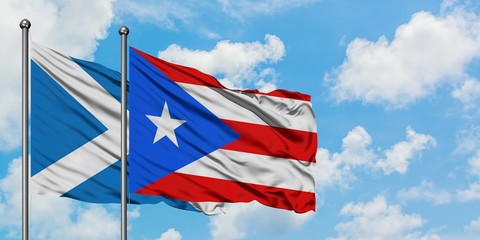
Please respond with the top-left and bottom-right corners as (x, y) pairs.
(129, 47), (317, 213)
(30, 42), (200, 213)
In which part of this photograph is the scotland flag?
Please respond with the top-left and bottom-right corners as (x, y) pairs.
(30, 42), (200, 212)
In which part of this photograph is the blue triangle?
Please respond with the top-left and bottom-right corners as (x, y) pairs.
(31, 61), (107, 175)
(129, 49), (240, 192)
(63, 160), (198, 211)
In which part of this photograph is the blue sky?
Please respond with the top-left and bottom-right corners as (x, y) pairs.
(1, 0), (480, 239)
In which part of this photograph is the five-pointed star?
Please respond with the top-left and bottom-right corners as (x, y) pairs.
(146, 102), (186, 147)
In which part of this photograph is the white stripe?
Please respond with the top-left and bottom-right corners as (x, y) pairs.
(31, 42), (121, 195)
(189, 202), (225, 215)
(178, 83), (316, 132)
(31, 133), (119, 196)
(31, 42), (121, 131)
(177, 149), (315, 192)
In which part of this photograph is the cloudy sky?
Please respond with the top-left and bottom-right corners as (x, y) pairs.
(1, 0), (480, 239)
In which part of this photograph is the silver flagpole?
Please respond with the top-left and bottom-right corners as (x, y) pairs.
(20, 19), (31, 240)
(119, 25), (129, 240)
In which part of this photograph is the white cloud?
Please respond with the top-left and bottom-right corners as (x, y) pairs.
(315, 126), (375, 190)
(209, 202), (314, 240)
(128, 206), (141, 219)
(0, 158), (120, 239)
(456, 149), (480, 202)
(465, 217), (480, 233)
(440, 0), (460, 13)
(217, 0), (319, 21)
(0, 158), (23, 237)
(434, 216), (480, 239)
(328, 196), (431, 240)
(457, 182), (480, 202)
(455, 125), (480, 154)
(56, 205), (119, 240)
(158, 34), (285, 91)
(452, 78), (480, 111)
(316, 126), (436, 190)
(155, 228), (182, 240)
(326, 7), (480, 108)
(397, 180), (452, 205)
(0, 0), (114, 151)
(329, 196), (442, 240)
(315, 148), (353, 190)
(339, 126), (376, 167)
(116, 0), (318, 38)
(7, 0), (114, 59)
(468, 150), (480, 177)
(403, 232), (442, 240)
(117, 0), (318, 28)
(115, 0), (194, 29)
(375, 127), (436, 175)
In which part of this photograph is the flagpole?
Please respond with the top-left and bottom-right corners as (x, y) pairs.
(20, 18), (31, 240)
(119, 25), (129, 240)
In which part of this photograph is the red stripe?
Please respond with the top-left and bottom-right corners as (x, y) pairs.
(236, 89), (311, 101)
(221, 120), (317, 163)
(136, 172), (316, 213)
(132, 47), (311, 101)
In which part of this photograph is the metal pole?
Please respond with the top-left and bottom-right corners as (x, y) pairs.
(119, 25), (129, 240)
(19, 18), (31, 240)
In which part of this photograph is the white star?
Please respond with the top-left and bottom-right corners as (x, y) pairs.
(146, 102), (186, 147)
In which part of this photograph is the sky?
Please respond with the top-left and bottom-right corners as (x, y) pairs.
(1, 0), (480, 239)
